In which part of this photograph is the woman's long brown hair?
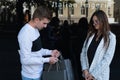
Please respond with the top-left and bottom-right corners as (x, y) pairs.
(86, 10), (110, 49)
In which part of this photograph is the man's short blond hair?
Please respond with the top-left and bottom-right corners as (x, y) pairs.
(32, 6), (52, 20)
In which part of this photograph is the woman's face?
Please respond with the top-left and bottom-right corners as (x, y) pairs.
(93, 15), (101, 30)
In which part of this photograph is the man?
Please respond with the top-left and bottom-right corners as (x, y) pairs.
(17, 6), (60, 80)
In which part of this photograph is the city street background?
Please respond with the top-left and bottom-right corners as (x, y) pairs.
(0, 24), (120, 80)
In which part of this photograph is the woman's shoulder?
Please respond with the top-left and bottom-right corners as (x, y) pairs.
(109, 31), (116, 39)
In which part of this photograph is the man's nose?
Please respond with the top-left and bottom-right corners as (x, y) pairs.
(44, 24), (47, 28)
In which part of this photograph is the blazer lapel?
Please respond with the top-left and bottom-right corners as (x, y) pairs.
(89, 38), (106, 71)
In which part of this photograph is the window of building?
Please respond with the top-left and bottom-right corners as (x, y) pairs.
(81, 5), (85, 15)
(95, 4), (100, 11)
(59, 6), (63, 15)
(70, 6), (74, 15)
(108, 7), (111, 17)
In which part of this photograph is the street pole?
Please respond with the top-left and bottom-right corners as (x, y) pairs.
(68, 2), (71, 24)
(55, 0), (59, 17)
(85, 0), (88, 18)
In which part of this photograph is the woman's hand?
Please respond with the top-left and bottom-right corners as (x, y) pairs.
(83, 70), (89, 80)
(87, 73), (95, 80)
(83, 70), (95, 80)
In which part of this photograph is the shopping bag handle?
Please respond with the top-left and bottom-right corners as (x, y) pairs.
(47, 53), (64, 72)
(47, 60), (60, 72)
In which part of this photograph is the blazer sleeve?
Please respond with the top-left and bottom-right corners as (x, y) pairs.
(80, 39), (89, 71)
(90, 32), (116, 78)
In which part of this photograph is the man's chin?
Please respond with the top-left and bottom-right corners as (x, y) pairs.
(39, 28), (44, 30)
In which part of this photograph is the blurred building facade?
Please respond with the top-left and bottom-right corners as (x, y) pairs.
(114, 0), (120, 23)
(57, 0), (115, 24)
(0, 0), (115, 26)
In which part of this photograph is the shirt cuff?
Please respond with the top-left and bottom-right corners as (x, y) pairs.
(46, 50), (52, 55)
(42, 57), (50, 63)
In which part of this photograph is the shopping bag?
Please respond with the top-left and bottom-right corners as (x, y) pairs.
(41, 55), (67, 80)
(41, 69), (67, 80)
(64, 59), (74, 80)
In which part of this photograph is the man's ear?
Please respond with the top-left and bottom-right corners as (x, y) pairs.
(35, 18), (40, 21)
(34, 18), (40, 23)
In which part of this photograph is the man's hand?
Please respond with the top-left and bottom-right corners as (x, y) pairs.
(49, 57), (58, 64)
(51, 49), (60, 58)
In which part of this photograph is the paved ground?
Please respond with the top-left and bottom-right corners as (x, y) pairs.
(0, 24), (120, 80)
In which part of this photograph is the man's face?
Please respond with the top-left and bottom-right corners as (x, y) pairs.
(36, 18), (50, 30)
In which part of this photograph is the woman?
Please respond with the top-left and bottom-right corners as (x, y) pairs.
(80, 10), (116, 80)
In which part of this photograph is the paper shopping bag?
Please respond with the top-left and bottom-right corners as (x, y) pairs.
(64, 59), (74, 80)
(41, 55), (67, 80)
(41, 69), (67, 80)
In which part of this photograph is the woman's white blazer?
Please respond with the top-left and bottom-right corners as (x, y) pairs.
(80, 31), (116, 80)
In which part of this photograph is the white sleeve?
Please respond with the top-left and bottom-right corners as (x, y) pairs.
(18, 32), (50, 65)
(80, 39), (89, 71)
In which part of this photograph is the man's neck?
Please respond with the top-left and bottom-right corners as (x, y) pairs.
(28, 20), (36, 29)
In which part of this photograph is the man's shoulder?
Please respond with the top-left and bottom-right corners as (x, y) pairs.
(19, 24), (32, 33)
(18, 24), (31, 37)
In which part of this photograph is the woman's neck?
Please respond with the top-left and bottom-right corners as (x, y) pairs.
(95, 31), (102, 41)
